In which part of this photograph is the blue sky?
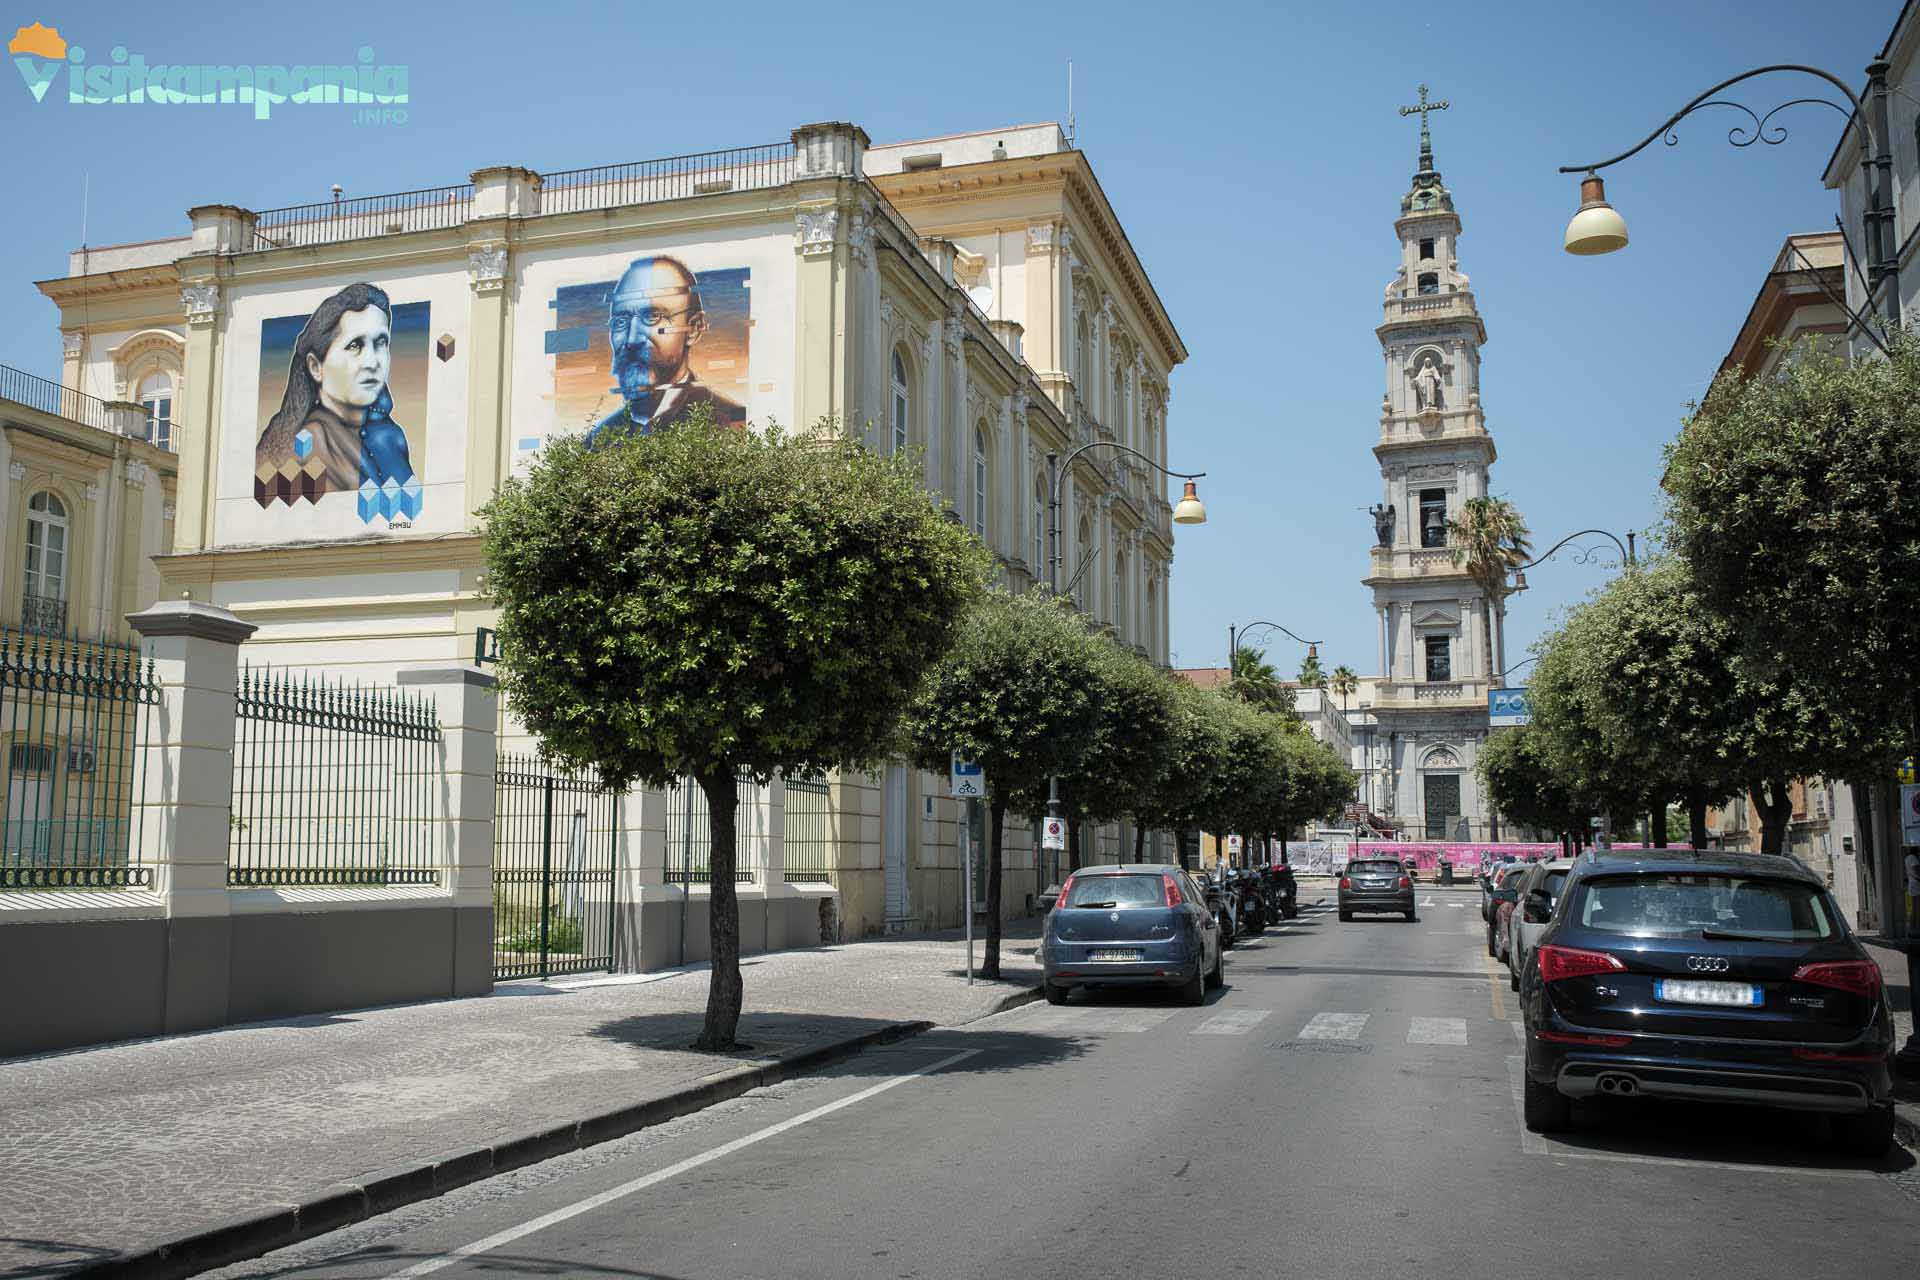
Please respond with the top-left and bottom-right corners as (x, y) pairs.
(0, 0), (1894, 678)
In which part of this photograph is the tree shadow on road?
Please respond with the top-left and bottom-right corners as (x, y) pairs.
(203, 1242), (686, 1278)
(0, 1235), (120, 1279)
(1541, 1094), (1917, 1175)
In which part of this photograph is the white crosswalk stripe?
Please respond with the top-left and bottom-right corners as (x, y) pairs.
(1017, 1007), (1179, 1034)
(1192, 1008), (1272, 1036)
(1298, 1012), (1369, 1040)
(1407, 1016), (1469, 1045)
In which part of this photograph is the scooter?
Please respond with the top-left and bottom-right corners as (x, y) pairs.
(1204, 873), (1238, 948)
(1268, 860), (1299, 919)
(1232, 868), (1267, 934)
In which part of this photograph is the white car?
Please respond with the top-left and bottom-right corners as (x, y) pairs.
(1506, 858), (1577, 991)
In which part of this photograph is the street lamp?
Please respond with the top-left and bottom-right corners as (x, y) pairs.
(1045, 440), (1208, 872)
(1557, 63), (1899, 349)
(1509, 528), (1637, 595)
(1226, 620), (1321, 676)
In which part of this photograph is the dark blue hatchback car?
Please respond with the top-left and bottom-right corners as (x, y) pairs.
(1042, 864), (1223, 1006)
(1519, 851), (1896, 1156)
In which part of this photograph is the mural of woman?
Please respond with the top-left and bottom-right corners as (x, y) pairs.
(254, 282), (418, 519)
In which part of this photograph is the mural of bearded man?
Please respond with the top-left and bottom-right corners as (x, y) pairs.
(585, 255), (745, 446)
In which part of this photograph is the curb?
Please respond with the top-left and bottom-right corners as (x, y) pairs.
(1897, 1101), (1920, 1151)
(88, 1019), (939, 1279)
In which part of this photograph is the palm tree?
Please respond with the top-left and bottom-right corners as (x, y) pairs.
(1228, 644), (1295, 718)
(1330, 664), (1358, 714)
(1447, 496), (1532, 678)
(1297, 653), (1328, 690)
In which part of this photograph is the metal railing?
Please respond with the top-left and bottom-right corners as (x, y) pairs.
(0, 628), (158, 889)
(252, 184), (474, 250)
(493, 752), (618, 980)
(783, 775), (834, 883)
(227, 666), (440, 886)
(0, 362), (129, 437)
(20, 593), (67, 636)
(540, 142), (795, 216)
(665, 770), (762, 884)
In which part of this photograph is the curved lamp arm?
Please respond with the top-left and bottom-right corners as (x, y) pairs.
(1046, 441), (1206, 594)
(1518, 528), (1633, 571)
(1235, 620), (1322, 651)
(1557, 64), (1866, 174)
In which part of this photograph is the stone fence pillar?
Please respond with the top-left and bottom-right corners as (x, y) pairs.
(397, 665), (498, 997)
(127, 599), (256, 1034)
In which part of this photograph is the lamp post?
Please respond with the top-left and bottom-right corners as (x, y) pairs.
(1507, 528), (1636, 596)
(1226, 620), (1322, 678)
(1045, 441), (1207, 875)
(1557, 63), (1899, 352)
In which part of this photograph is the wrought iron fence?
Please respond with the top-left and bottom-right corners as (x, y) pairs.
(665, 770), (762, 884)
(492, 753), (618, 980)
(251, 184), (474, 250)
(0, 628), (157, 889)
(227, 667), (439, 885)
(20, 593), (67, 636)
(783, 775), (834, 883)
(540, 143), (795, 216)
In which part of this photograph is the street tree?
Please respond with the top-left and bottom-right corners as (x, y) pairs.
(1134, 678), (1235, 870)
(901, 590), (1108, 978)
(1477, 723), (1589, 843)
(481, 413), (989, 1049)
(1448, 496), (1531, 678)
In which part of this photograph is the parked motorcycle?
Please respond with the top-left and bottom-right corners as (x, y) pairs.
(1232, 868), (1267, 934)
(1268, 860), (1299, 919)
(1204, 872), (1238, 948)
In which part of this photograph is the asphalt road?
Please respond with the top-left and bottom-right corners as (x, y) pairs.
(208, 888), (1920, 1280)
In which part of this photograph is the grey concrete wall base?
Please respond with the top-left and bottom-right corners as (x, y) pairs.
(106, 1019), (937, 1279)
(451, 906), (494, 998)
(164, 916), (232, 1036)
(0, 918), (166, 1057)
(229, 908), (455, 1024)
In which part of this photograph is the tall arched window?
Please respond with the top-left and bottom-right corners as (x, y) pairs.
(1074, 516), (1092, 610)
(1113, 550), (1128, 640)
(138, 372), (174, 451)
(1032, 473), (1045, 574)
(1146, 577), (1159, 662)
(1075, 312), (1091, 385)
(972, 425), (989, 538)
(23, 491), (69, 634)
(890, 350), (910, 456)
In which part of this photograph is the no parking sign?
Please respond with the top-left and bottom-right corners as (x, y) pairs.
(1042, 817), (1067, 851)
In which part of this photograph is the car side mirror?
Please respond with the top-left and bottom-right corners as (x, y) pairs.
(1522, 889), (1552, 924)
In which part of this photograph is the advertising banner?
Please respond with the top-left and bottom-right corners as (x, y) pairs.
(1488, 688), (1531, 727)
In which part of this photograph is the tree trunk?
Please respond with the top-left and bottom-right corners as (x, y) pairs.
(1134, 822), (1147, 862)
(1851, 780), (1879, 926)
(1067, 818), (1082, 871)
(1651, 802), (1668, 849)
(982, 793), (1006, 980)
(694, 767), (743, 1052)
(1688, 788), (1709, 850)
(1754, 779), (1792, 856)
(1175, 827), (1192, 871)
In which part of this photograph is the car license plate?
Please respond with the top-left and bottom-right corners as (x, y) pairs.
(1654, 979), (1762, 1007)
(1090, 949), (1140, 962)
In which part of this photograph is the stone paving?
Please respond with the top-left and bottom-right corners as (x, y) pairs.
(0, 928), (1040, 1277)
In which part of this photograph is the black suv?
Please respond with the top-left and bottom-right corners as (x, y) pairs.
(1519, 851), (1896, 1156)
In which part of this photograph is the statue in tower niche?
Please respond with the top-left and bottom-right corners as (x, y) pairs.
(1370, 502), (1396, 548)
(1413, 356), (1445, 411)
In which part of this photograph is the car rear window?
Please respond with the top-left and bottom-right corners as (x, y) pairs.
(1542, 870), (1568, 901)
(1064, 875), (1164, 909)
(1498, 867), (1529, 888)
(1348, 860), (1400, 874)
(1574, 873), (1835, 941)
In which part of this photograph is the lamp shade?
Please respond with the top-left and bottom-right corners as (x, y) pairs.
(1172, 480), (1207, 524)
(1564, 174), (1628, 256)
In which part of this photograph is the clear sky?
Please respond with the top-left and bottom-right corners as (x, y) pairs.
(0, 0), (1895, 678)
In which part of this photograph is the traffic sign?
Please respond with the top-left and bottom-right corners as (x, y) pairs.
(1042, 817), (1067, 851)
(1902, 784), (1920, 846)
(949, 753), (985, 798)
(1226, 834), (1243, 854)
(1899, 757), (1916, 785)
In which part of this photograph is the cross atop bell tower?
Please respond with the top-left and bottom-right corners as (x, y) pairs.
(1397, 84), (1453, 213)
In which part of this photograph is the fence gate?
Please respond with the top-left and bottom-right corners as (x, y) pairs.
(493, 753), (618, 981)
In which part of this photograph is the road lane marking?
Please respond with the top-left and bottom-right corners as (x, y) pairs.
(1407, 1016), (1468, 1045)
(1485, 949), (1509, 1022)
(1298, 1012), (1369, 1040)
(1193, 1008), (1272, 1036)
(389, 1047), (983, 1277)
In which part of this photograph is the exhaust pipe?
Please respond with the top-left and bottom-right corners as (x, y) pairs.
(1596, 1073), (1637, 1096)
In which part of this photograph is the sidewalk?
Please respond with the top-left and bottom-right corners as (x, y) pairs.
(1863, 937), (1920, 1147)
(0, 925), (1042, 1278)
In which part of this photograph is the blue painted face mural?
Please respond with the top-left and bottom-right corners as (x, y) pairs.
(581, 255), (746, 446)
(254, 282), (426, 524)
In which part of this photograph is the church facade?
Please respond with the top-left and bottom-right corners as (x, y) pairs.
(1356, 100), (1507, 841)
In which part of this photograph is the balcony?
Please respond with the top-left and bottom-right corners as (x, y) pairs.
(1381, 289), (1479, 326)
(20, 593), (67, 636)
(0, 363), (157, 446)
(1367, 545), (1467, 580)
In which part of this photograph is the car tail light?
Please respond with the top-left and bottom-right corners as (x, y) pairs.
(1398, 876), (1411, 889)
(1792, 1046), (1888, 1063)
(1536, 944), (1626, 983)
(1339, 876), (1351, 890)
(1162, 874), (1183, 908)
(1055, 876), (1074, 908)
(1792, 961), (1881, 999)
(1534, 1029), (1631, 1049)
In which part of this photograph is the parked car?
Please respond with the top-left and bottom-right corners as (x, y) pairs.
(1479, 859), (1514, 920)
(1519, 851), (1897, 1156)
(1505, 859), (1576, 990)
(1042, 864), (1224, 1006)
(1486, 864), (1529, 960)
(1339, 857), (1416, 922)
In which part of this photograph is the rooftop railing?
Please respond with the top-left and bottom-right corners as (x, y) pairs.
(253, 183), (475, 250)
(0, 362), (163, 448)
(540, 142), (794, 216)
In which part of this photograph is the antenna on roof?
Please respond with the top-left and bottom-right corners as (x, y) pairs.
(1066, 60), (1076, 148)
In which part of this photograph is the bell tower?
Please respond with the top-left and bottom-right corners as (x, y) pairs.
(1358, 87), (1501, 842)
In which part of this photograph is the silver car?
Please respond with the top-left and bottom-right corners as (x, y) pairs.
(1505, 858), (1576, 990)
(1042, 864), (1223, 1006)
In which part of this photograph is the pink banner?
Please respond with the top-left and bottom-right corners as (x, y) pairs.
(1351, 842), (1558, 875)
